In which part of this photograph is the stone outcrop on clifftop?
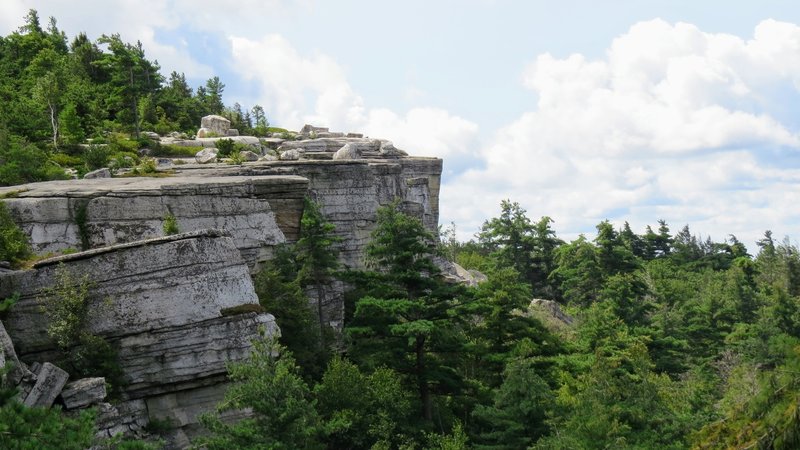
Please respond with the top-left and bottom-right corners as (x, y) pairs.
(0, 125), (443, 447)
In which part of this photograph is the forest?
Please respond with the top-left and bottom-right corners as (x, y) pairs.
(2, 9), (800, 450)
(0, 10), (270, 186)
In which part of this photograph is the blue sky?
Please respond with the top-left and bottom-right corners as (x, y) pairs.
(3, 1), (800, 249)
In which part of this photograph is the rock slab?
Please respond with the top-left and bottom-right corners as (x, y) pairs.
(23, 362), (68, 407)
(60, 377), (107, 409)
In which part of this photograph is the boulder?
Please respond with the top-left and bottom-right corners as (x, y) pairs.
(156, 158), (173, 168)
(239, 150), (260, 162)
(142, 131), (160, 141)
(200, 115), (231, 137)
(380, 140), (408, 157)
(23, 362), (68, 408)
(195, 148), (218, 164)
(300, 124), (329, 137)
(347, 133), (364, 138)
(60, 377), (107, 409)
(468, 269), (488, 284)
(280, 149), (301, 161)
(84, 168), (112, 179)
(259, 153), (278, 161)
(332, 143), (361, 160)
(226, 129), (239, 137)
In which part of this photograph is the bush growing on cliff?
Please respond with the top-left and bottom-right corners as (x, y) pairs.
(0, 202), (31, 267)
(39, 263), (125, 392)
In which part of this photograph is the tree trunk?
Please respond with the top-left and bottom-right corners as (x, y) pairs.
(416, 335), (431, 421)
(48, 100), (58, 150)
(130, 66), (139, 138)
(316, 273), (327, 349)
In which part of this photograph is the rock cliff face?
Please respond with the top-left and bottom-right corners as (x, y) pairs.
(0, 230), (278, 444)
(0, 131), (443, 446)
(3, 176), (308, 270)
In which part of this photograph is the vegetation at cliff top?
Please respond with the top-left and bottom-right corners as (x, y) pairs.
(0, 9), (270, 185)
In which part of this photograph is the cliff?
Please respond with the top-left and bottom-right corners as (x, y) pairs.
(0, 132), (443, 446)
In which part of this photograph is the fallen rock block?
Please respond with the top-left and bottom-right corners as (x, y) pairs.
(195, 148), (218, 164)
(23, 362), (68, 408)
(60, 377), (107, 410)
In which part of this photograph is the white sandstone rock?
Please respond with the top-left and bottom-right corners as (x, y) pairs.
(195, 148), (218, 164)
(280, 149), (301, 160)
(199, 115), (231, 137)
(239, 150), (260, 161)
(333, 143), (361, 160)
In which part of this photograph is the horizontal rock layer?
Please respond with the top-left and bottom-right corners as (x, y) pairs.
(0, 231), (278, 439)
(1, 175), (308, 269)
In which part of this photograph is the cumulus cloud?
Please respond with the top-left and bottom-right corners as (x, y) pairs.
(443, 19), (800, 245)
(228, 34), (480, 164)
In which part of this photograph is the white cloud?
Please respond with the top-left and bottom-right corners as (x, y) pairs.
(444, 19), (800, 245)
(228, 34), (480, 163)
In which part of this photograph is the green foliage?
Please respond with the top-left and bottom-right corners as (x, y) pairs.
(195, 335), (325, 449)
(82, 143), (110, 169)
(38, 263), (124, 391)
(148, 144), (196, 157)
(297, 197), (341, 349)
(0, 131), (68, 186)
(226, 150), (245, 165)
(694, 337), (800, 450)
(214, 138), (235, 156)
(347, 200), (466, 423)
(162, 212), (179, 235)
(0, 399), (96, 449)
(253, 245), (327, 379)
(0, 201), (31, 266)
(314, 357), (413, 449)
(74, 200), (90, 250)
(0, 292), (19, 319)
(479, 201), (563, 299)
(472, 358), (553, 449)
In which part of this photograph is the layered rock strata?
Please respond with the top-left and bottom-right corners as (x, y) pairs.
(0, 230), (279, 441)
(1, 176), (308, 270)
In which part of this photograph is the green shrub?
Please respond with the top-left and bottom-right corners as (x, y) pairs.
(50, 152), (83, 167)
(39, 264), (125, 393)
(227, 150), (245, 165)
(0, 202), (31, 266)
(214, 138), (235, 157)
(106, 133), (139, 154)
(148, 144), (197, 158)
(108, 152), (138, 172)
(82, 144), (111, 170)
(0, 135), (69, 186)
(162, 213), (179, 235)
